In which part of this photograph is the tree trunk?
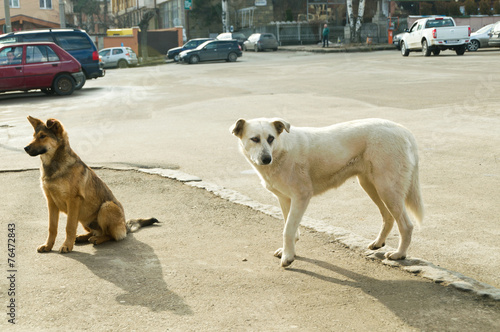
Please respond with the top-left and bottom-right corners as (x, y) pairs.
(347, 0), (355, 34)
(355, 0), (365, 43)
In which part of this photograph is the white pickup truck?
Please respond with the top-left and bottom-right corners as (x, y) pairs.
(400, 17), (470, 56)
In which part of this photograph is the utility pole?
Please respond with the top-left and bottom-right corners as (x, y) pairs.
(59, 0), (66, 28)
(3, 0), (12, 33)
(221, 0), (229, 33)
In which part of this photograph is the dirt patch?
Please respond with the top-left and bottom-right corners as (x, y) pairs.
(1, 169), (498, 331)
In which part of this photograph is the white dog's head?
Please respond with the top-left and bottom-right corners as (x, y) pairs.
(230, 118), (290, 166)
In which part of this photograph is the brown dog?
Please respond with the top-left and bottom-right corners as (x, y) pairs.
(25, 116), (158, 253)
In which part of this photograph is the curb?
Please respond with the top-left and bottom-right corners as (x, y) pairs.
(3, 166), (499, 301)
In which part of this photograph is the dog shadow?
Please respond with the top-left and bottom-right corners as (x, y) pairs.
(66, 233), (192, 315)
(288, 256), (490, 330)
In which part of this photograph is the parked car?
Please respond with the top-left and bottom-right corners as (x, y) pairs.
(0, 42), (84, 96)
(0, 29), (104, 89)
(488, 21), (500, 48)
(99, 47), (138, 68)
(167, 38), (212, 62)
(243, 33), (278, 52)
(392, 32), (405, 50)
(216, 32), (247, 48)
(468, 23), (496, 51)
(400, 17), (470, 56)
(179, 39), (242, 64)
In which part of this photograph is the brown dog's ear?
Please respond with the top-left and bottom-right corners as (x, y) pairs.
(272, 118), (290, 135)
(27, 116), (44, 130)
(46, 118), (64, 136)
(230, 119), (246, 138)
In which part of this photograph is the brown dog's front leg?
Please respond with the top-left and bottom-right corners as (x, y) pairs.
(37, 197), (59, 253)
(59, 198), (82, 253)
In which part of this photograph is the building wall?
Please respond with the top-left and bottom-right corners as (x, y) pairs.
(1, 0), (62, 31)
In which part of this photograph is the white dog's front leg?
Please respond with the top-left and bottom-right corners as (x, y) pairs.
(279, 197), (310, 267)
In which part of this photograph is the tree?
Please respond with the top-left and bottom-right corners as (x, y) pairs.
(464, 0), (477, 15)
(494, 0), (500, 14)
(479, 0), (491, 15)
(346, 0), (365, 43)
(449, 1), (462, 16)
(138, 10), (157, 61)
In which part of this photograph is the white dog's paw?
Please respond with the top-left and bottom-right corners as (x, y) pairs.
(280, 255), (295, 267)
(274, 248), (295, 267)
(384, 251), (406, 260)
(368, 240), (385, 250)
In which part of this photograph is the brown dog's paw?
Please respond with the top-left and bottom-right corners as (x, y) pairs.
(59, 244), (73, 253)
(37, 244), (53, 253)
(75, 234), (92, 243)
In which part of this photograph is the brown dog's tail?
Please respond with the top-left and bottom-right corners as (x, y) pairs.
(126, 218), (159, 233)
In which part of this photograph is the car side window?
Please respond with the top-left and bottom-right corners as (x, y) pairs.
(22, 33), (55, 43)
(55, 33), (92, 51)
(112, 49), (123, 55)
(0, 46), (23, 65)
(26, 45), (60, 63)
(205, 43), (217, 50)
(0, 36), (18, 43)
(100, 50), (110, 57)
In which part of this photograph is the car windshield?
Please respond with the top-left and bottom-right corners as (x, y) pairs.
(475, 24), (493, 34)
(425, 18), (454, 28)
(184, 40), (198, 48)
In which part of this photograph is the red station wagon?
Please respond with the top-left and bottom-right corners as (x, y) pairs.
(0, 42), (84, 96)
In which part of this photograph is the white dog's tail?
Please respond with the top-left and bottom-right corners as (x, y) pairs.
(405, 165), (424, 226)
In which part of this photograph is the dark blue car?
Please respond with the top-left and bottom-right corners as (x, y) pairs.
(166, 38), (212, 62)
(0, 29), (104, 89)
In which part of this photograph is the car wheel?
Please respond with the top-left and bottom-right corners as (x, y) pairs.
(118, 60), (128, 68)
(227, 52), (238, 62)
(189, 55), (200, 64)
(467, 40), (479, 52)
(456, 45), (466, 56)
(401, 41), (409, 56)
(432, 49), (440, 56)
(273, 47), (278, 51)
(254, 45), (259, 52)
(52, 74), (75, 96)
(174, 54), (180, 62)
(422, 40), (431, 56)
(74, 74), (86, 90)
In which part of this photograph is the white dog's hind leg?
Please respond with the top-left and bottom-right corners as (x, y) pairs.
(278, 197), (311, 267)
(383, 200), (413, 260)
(358, 176), (395, 250)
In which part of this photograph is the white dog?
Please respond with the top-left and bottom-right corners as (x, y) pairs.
(231, 118), (424, 267)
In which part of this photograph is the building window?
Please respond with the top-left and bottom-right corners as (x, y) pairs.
(40, 0), (52, 9)
(10, 0), (20, 8)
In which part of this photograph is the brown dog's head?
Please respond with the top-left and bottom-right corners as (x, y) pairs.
(24, 116), (66, 157)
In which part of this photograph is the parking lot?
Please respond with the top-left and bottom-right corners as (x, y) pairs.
(1, 48), (499, 292)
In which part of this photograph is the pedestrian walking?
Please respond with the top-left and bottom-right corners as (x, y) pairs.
(322, 24), (330, 47)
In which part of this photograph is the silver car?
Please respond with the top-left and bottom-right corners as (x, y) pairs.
(99, 47), (138, 68)
(243, 33), (278, 52)
(467, 23), (496, 51)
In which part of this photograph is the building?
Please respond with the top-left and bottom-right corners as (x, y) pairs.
(1, 0), (63, 31)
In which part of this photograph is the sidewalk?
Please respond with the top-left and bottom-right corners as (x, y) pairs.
(1, 168), (498, 331)
(279, 43), (397, 53)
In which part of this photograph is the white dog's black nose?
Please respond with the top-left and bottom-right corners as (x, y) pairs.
(261, 155), (272, 165)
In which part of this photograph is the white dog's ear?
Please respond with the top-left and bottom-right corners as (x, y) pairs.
(230, 119), (246, 138)
(272, 119), (290, 134)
